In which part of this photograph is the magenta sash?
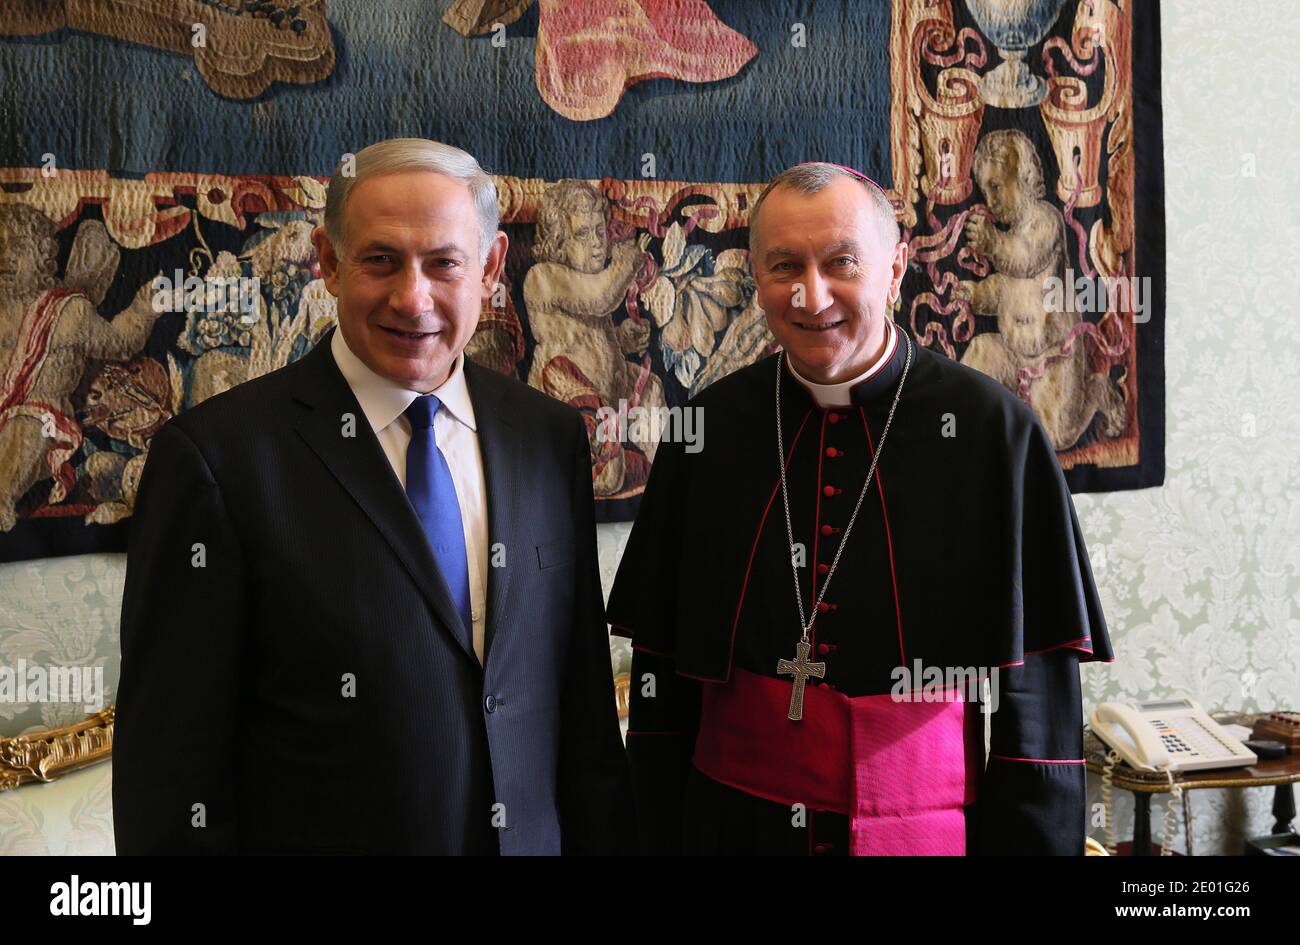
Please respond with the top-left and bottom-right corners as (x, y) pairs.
(692, 668), (980, 855)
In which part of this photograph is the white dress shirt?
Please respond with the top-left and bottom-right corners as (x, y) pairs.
(786, 319), (898, 407)
(331, 328), (490, 664)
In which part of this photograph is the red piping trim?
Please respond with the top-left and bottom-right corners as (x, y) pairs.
(609, 622), (635, 639)
(995, 636), (1103, 668)
(809, 413), (828, 652)
(720, 409), (815, 683)
(631, 642), (674, 659)
(1025, 635), (1092, 656)
(861, 409), (906, 666)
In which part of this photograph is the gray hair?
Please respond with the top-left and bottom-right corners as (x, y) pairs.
(323, 138), (499, 263)
(747, 163), (900, 265)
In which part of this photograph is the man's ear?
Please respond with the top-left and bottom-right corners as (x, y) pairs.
(311, 226), (342, 297)
(888, 241), (908, 303)
(480, 230), (509, 299)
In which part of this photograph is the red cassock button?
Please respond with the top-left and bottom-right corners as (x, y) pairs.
(826, 447), (838, 458)
(817, 602), (831, 613)
(820, 525), (834, 536)
(828, 413), (841, 424)
(822, 485), (835, 497)
(816, 563), (829, 574)
(814, 842), (833, 854)
(816, 643), (831, 656)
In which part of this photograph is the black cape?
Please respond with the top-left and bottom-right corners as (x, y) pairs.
(607, 329), (1114, 855)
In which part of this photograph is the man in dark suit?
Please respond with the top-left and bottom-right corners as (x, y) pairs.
(112, 138), (631, 854)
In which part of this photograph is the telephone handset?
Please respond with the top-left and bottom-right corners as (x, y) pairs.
(1089, 699), (1257, 773)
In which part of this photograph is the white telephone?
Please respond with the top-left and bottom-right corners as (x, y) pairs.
(1089, 699), (1257, 856)
(1089, 699), (1257, 773)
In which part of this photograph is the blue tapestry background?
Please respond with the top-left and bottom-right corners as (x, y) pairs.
(0, 0), (1163, 562)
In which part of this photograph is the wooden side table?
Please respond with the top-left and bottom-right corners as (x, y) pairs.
(1083, 710), (1300, 856)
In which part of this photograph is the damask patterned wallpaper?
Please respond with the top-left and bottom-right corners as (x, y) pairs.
(1065, 0), (1298, 854)
(0, 0), (1296, 856)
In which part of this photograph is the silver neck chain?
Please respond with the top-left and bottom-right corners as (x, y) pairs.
(775, 331), (913, 643)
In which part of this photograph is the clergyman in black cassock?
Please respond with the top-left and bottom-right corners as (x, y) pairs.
(606, 163), (1114, 856)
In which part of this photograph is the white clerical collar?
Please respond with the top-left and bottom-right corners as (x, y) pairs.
(330, 326), (478, 433)
(786, 320), (897, 407)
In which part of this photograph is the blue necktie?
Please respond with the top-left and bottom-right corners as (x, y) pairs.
(404, 394), (472, 645)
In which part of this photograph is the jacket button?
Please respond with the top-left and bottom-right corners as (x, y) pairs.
(822, 485), (835, 497)
(485, 695), (497, 713)
(826, 447), (838, 458)
(817, 602), (832, 614)
(820, 525), (835, 536)
(828, 413), (841, 424)
(816, 563), (829, 575)
(816, 643), (831, 656)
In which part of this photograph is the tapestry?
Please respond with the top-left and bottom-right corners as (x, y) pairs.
(0, 0), (1164, 562)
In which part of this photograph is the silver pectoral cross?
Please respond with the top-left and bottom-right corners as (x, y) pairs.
(776, 639), (826, 721)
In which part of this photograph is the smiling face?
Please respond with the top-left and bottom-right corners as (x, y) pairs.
(312, 170), (507, 391)
(752, 176), (908, 385)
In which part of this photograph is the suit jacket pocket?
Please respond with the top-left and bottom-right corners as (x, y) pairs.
(536, 537), (576, 570)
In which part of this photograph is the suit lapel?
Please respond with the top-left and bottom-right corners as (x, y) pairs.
(289, 328), (476, 663)
(463, 359), (521, 667)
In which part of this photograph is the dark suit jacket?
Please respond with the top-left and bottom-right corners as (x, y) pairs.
(112, 327), (631, 854)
